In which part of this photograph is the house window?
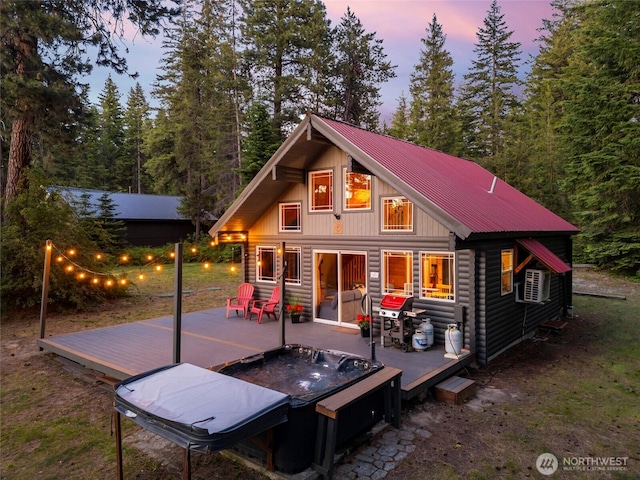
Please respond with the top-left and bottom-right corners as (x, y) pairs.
(257, 246), (276, 283)
(382, 250), (413, 295)
(279, 202), (301, 232)
(284, 247), (301, 285)
(309, 170), (333, 212)
(420, 252), (455, 301)
(501, 249), (514, 295)
(382, 197), (413, 231)
(344, 169), (371, 210)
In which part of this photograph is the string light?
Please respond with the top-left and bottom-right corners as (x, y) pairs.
(47, 241), (221, 289)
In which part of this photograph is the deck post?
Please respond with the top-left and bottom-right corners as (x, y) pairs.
(279, 241), (286, 346)
(173, 242), (183, 364)
(39, 240), (52, 347)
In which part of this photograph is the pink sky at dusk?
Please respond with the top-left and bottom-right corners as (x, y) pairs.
(90, 0), (555, 122)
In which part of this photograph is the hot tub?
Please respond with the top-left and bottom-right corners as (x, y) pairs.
(216, 344), (384, 473)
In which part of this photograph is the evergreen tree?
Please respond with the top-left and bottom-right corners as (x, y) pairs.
(559, 0), (640, 274)
(153, 0), (245, 238)
(1, 0), (179, 218)
(409, 13), (459, 154)
(239, 0), (332, 135)
(457, 0), (522, 168)
(515, 0), (579, 217)
(144, 108), (178, 194)
(95, 193), (127, 252)
(124, 84), (151, 194)
(386, 92), (411, 140)
(329, 7), (396, 131)
(96, 75), (126, 190)
(239, 102), (281, 186)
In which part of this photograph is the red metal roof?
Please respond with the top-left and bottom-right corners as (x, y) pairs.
(516, 238), (572, 273)
(315, 117), (579, 238)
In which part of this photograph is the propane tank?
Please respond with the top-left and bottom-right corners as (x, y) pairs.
(445, 323), (463, 355)
(420, 318), (434, 348)
(412, 328), (428, 351)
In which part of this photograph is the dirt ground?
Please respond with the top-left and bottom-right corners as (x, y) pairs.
(1, 267), (638, 479)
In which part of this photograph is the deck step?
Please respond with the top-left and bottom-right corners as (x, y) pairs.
(435, 376), (476, 405)
(540, 319), (568, 334)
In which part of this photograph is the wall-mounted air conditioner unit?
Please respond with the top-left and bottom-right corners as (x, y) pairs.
(523, 269), (551, 303)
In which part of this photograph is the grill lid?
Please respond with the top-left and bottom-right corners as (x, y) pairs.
(380, 294), (413, 310)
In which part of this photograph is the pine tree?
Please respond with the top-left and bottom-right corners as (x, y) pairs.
(457, 0), (522, 168)
(143, 108), (178, 194)
(1, 0), (179, 218)
(96, 75), (126, 190)
(559, 0), (640, 274)
(239, 0), (332, 135)
(123, 84), (151, 194)
(329, 7), (396, 131)
(515, 0), (579, 217)
(152, 0), (245, 239)
(409, 13), (459, 154)
(386, 93), (411, 140)
(239, 103), (281, 186)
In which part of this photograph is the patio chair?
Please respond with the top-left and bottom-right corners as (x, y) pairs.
(226, 283), (255, 319)
(248, 286), (280, 324)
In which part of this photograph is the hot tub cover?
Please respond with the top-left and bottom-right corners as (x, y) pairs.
(114, 363), (290, 453)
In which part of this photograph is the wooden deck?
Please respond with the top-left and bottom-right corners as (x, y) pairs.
(37, 307), (473, 400)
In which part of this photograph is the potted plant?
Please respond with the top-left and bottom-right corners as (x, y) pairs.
(286, 298), (304, 323)
(357, 314), (371, 337)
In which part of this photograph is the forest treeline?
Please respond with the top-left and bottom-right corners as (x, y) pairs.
(1, 0), (638, 310)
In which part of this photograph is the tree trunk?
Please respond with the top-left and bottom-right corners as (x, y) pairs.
(3, 22), (37, 221)
(3, 115), (34, 218)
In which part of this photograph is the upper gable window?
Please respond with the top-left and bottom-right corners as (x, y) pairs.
(309, 170), (333, 212)
(382, 196), (413, 231)
(279, 202), (301, 232)
(344, 169), (372, 210)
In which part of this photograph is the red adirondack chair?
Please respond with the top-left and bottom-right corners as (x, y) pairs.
(226, 283), (255, 319)
(248, 286), (280, 324)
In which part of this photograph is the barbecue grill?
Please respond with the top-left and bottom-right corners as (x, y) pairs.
(379, 294), (420, 352)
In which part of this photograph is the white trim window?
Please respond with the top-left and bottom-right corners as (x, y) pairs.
(382, 250), (413, 295)
(344, 169), (372, 211)
(257, 246), (277, 283)
(382, 196), (413, 231)
(279, 202), (301, 232)
(309, 170), (333, 212)
(284, 247), (302, 285)
(501, 249), (514, 295)
(420, 252), (455, 301)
